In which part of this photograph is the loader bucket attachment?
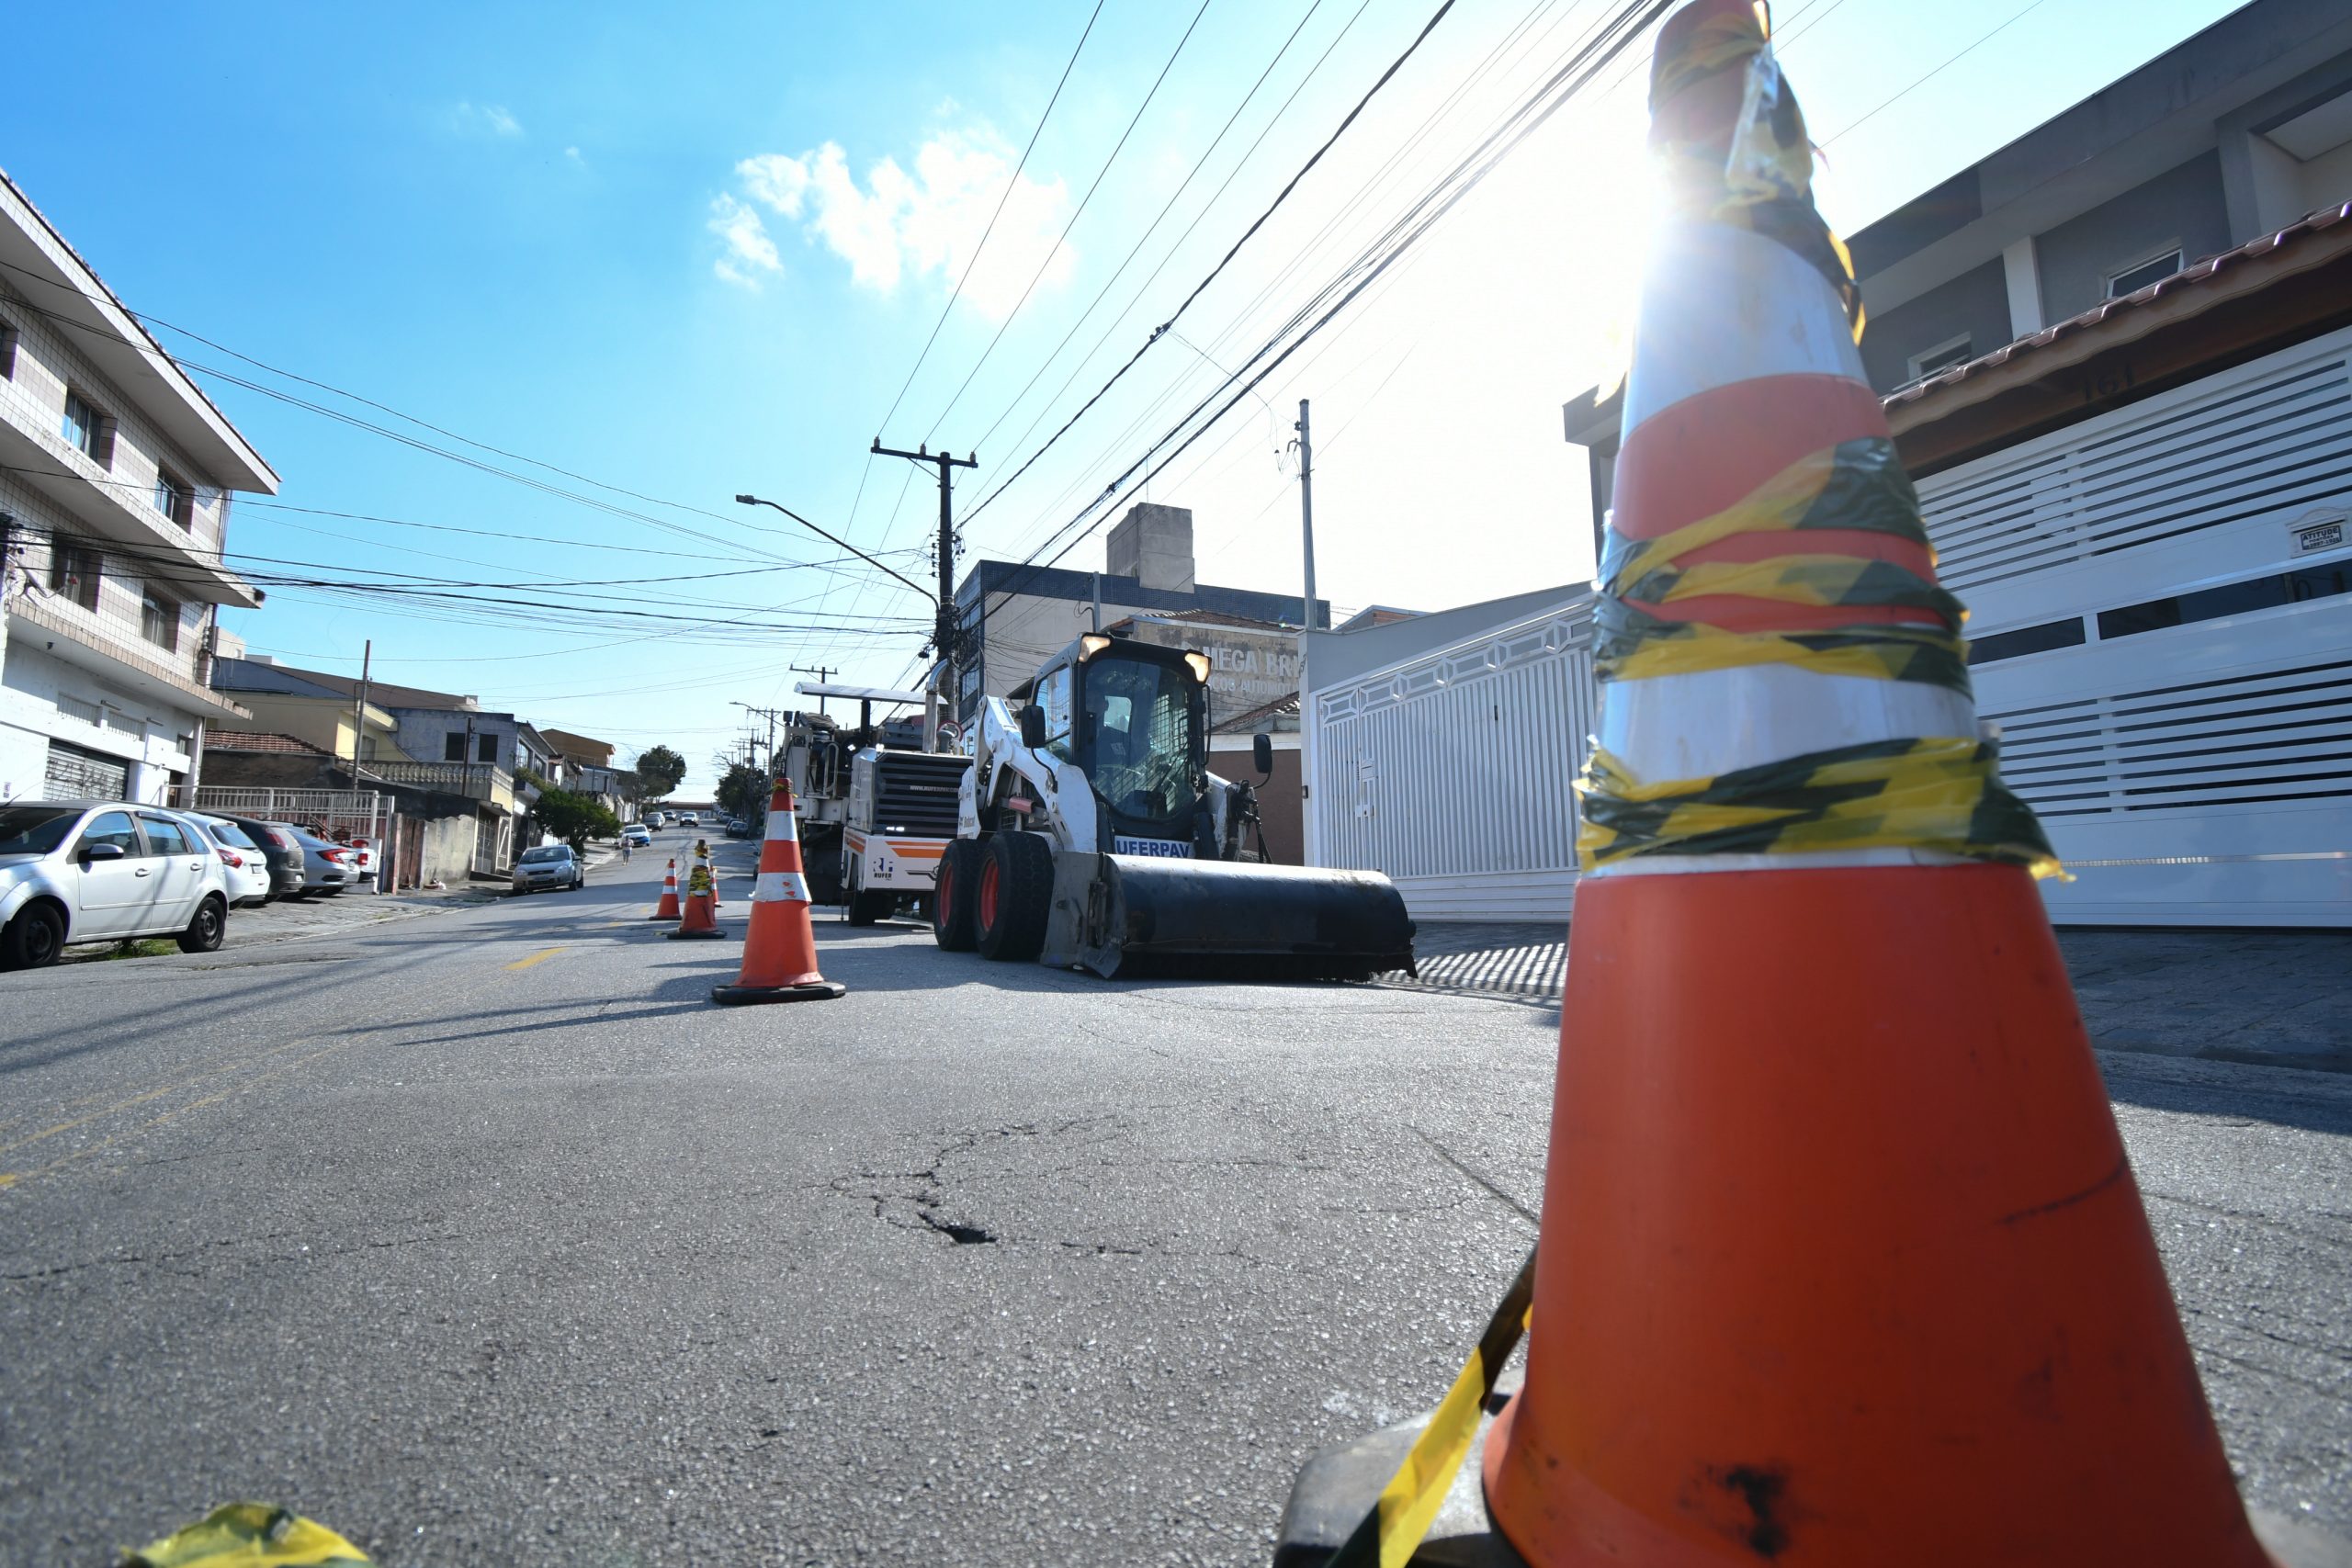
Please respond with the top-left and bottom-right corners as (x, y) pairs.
(1040, 852), (1417, 981)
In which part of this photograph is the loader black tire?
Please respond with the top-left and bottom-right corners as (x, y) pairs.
(933, 840), (981, 952)
(975, 831), (1053, 963)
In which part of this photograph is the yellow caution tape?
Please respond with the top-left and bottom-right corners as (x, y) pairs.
(1597, 440), (1971, 692)
(1321, 1249), (1537, 1568)
(126, 1503), (368, 1566)
(1577, 736), (2063, 879)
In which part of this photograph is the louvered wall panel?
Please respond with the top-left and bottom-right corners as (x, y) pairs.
(1923, 322), (2352, 926)
(1310, 595), (1594, 922)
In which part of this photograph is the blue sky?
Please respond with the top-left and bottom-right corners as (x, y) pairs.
(2, 0), (2242, 790)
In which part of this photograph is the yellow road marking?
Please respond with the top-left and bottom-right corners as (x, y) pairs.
(503, 946), (568, 971)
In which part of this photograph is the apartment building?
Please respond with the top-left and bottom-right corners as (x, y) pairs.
(0, 169), (279, 804)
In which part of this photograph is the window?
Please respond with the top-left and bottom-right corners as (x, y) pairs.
(48, 535), (101, 612)
(1038, 666), (1073, 759)
(444, 732), (469, 761)
(153, 468), (195, 528)
(139, 816), (191, 856)
(0, 318), (17, 379)
(478, 733), (498, 763)
(2105, 246), (2183, 299)
(62, 389), (114, 465)
(76, 811), (139, 858)
(1907, 334), (1973, 382)
(141, 588), (181, 652)
(2098, 562), (2352, 640)
(1967, 617), (2086, 666)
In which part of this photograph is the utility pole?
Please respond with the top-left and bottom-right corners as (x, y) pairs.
(871, 439), (978, 733)
(1295, 400), (1319, 869)
(349, 639), (372, 773)
(789, 664), (838, 718)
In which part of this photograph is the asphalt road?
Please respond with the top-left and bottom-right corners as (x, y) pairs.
(2, 830), (2346, 1564)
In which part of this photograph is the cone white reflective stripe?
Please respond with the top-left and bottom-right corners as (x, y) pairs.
(755, 871), (810, 904)
(766, 807), (797, 844)
(1621, 223), (1866, 429)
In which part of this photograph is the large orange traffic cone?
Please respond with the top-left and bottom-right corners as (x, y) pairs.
(1464, 6), (2287, 1566)
(665, 852), (728, 941)
(712, 782), (844, 1005)
(646, 858), (680, 921)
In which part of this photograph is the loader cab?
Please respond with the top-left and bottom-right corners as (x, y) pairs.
(1023, 635), (1209, 841)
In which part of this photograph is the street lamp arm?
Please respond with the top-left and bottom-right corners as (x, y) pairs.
(733, 493), (937, 607)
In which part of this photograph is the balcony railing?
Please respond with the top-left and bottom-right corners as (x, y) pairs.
(365, 759), (516, 805)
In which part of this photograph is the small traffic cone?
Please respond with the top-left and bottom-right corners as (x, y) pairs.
(1275, 5), (2317, 1566)
(665, 854), (728, 940)
(712, 782), (844, 1005)
(647, 858), (681, 921)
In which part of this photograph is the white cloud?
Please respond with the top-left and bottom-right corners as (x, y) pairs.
(724, 127), (1073, 318)
(707, 194), (781, 288)
(453, 101), (525, 138)
(564, 145), (583, 164)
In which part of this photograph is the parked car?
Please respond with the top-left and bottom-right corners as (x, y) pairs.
(338, 832), (378, 887)
(176, 812), (273, 908)
(512, 843), (583, 894)
(646, 811), (667, 829)
(210, 814), (309, 899)
(620, 824), (652, 848)
(0, 800), (232, 967)
(268, 823), (355, 897)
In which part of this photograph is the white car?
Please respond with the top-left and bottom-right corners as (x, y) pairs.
(0, 800), (232, 968)
(511, 843), (584, 894)
(620, 824), (651, 848)
(680, 811), (700, 827)
(177, 812), (273, 908)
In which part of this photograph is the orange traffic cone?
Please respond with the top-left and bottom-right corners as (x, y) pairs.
(665, 853), (728, 941)
(1463, 5), (2286, 1566)
(712, 782), (844, 1005)
(646, 858), (680, 921)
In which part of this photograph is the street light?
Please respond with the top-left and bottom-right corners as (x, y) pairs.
(733, 493), (936, 611)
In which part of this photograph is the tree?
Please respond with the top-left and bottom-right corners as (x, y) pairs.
(534, 786), (621, 851)
(631, 744), (687, 800)
(714, 760), (769, 821)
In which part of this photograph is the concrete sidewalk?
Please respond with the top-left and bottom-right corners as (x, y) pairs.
(1393, 920), (2352, 1075)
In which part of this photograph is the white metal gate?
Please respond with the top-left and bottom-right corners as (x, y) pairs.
(1310, 593), (1597, 921)
(1919, 321), (2352, 926)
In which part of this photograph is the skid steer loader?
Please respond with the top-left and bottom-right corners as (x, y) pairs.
(931, 632), (1415, 980)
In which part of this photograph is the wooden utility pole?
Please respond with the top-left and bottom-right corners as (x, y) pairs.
(870, 439), (977, 714)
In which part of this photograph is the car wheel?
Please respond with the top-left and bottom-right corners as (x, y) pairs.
(975, 831), (1054, 963)
(571, 874), (584, 890)
(2, 902), (65, 970)
(933, 840), (980, 952)
(175, 896), (228, 955)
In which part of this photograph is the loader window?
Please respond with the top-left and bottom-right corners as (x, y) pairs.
(1078, 655), (1199, 824)
(1038, 667), (1073, 760)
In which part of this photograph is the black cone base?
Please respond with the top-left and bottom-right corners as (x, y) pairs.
(646, 910), (678, 920)
(665, 927), (731, 941)
(1273, 1371), (1525, 1568)
(711, 979), (847, 1006)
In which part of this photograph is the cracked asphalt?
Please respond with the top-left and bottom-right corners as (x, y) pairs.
(2, 831), (2346, 1564)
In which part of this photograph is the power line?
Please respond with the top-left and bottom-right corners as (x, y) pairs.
(872, 0), (1106, 436)
(989, 0), (1672, 607)
(1819, 0), (2056, 147)
(915, 0), (1217, 446)
(954, 0), (1462, 533)
(963, 0), (1338, 466)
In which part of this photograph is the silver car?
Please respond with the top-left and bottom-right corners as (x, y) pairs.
(0, 800), (232, 968)
(511, 843), (583, 894)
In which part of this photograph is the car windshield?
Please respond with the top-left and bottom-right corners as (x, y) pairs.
(1079, 656), (1199, 823)
(0, 807), (84, 857)
(520, 846), (571, 863)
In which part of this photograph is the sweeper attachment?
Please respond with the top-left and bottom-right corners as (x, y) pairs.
(932, 633), (1414, 981)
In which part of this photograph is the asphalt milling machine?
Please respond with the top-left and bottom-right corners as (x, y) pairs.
(930, 632), (1416, 980)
